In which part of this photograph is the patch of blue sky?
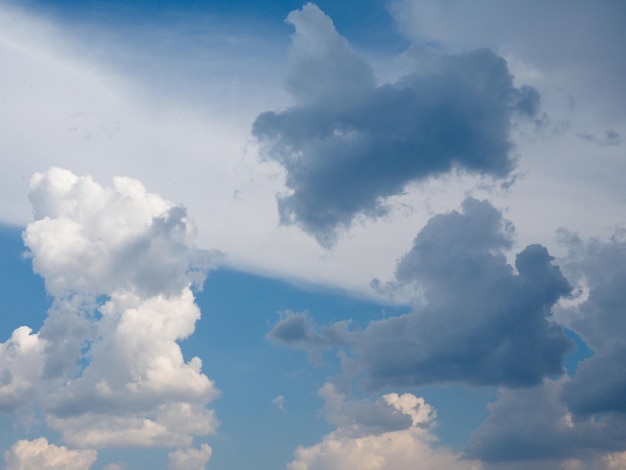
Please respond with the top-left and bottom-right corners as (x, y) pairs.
(189, 268), (410, 469)
(0, 224), (48, 336)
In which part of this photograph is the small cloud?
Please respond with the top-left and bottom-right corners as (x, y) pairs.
(272, 395), (286, 412)
(102, 463), (127, 470)
(576, 130), (621, 147)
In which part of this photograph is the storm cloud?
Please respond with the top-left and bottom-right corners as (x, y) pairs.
(253, 3), (539, 246)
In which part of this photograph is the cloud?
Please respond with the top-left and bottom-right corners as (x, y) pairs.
(3, 437), (97, 470)
(465, 378), (626, 469)
(267, 310), (350, 348)
(252, 3), (539, 246)
(576, 130), (621, 147)
(0, 326), (45, 412)
(555, 233), (626, 416)
(390, 0), (626, 121)
(270, 199), (572, 388)
(272, 395), (286, 412)
(464, 233), (626, 467)
(288, 383), (483, 470)
(0, 168), (220, 448)
(168, 444), (213, 470)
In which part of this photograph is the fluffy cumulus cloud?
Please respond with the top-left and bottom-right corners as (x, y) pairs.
(3, 437), (97, 470)
(168, 444), (213, 470)
(0, 168), (220, 452)
(288, 383), (482, 470)
(253, 3), (539, 246)
(270, 198), (571, 388)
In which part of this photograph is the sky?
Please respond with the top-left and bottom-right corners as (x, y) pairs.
(0, 0), (625, 469)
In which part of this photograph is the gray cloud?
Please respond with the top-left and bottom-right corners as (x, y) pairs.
(465, 378), (626, 467)
(465, 233), (626, 466)
(576, 130), (621, 147)
(269, 199), (572, 388)
(557, 233), (626, 416)
(318, 383), (414, 438)
(564, 348), (626, 416)
(267, 311), (350, 349)
(355, 199), (571, 389)
(252, 3), (539, 246)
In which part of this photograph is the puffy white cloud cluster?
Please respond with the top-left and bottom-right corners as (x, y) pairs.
(168, 444), (213, 470)
(288, 383), (482, 470)
(3, 437), (97, 470)
(0, 168), (220, 461)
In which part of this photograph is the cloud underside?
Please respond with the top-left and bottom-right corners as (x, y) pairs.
(270, 198), (571, 388)
(0, 168), (220, 455)
(253, 3), (539, 246)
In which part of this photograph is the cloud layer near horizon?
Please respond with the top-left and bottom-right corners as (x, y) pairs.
(253, 3), (539, 246)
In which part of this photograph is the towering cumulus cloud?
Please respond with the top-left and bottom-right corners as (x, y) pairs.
(253, 3), (539, 246)
(269, 199), (572, 388)
(0, 168), (219, 459)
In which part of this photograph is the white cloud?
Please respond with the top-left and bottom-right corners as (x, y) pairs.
(168, 444), (213, 470)
(3, 437), (97, 470)
(288, 383), (482, 470)
(272, 395), (286, 412)
(0, 326), (45, 412)
(102, 463), (127, 470)
(0, 168), (220, 448)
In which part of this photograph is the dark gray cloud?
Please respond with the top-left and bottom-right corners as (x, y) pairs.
(269, 199), (572, 388)
(252, 3), (539, 246)
(557, 233), (626, 416)
(564, 348), (626, 416)
(464, 378), (626, 467)
(267, 310), (350, 348)
(355, 199), (571, 389)
(465, 234), (626, 466)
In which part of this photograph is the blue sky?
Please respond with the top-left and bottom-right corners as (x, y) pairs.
(0, 1), (625, 469)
